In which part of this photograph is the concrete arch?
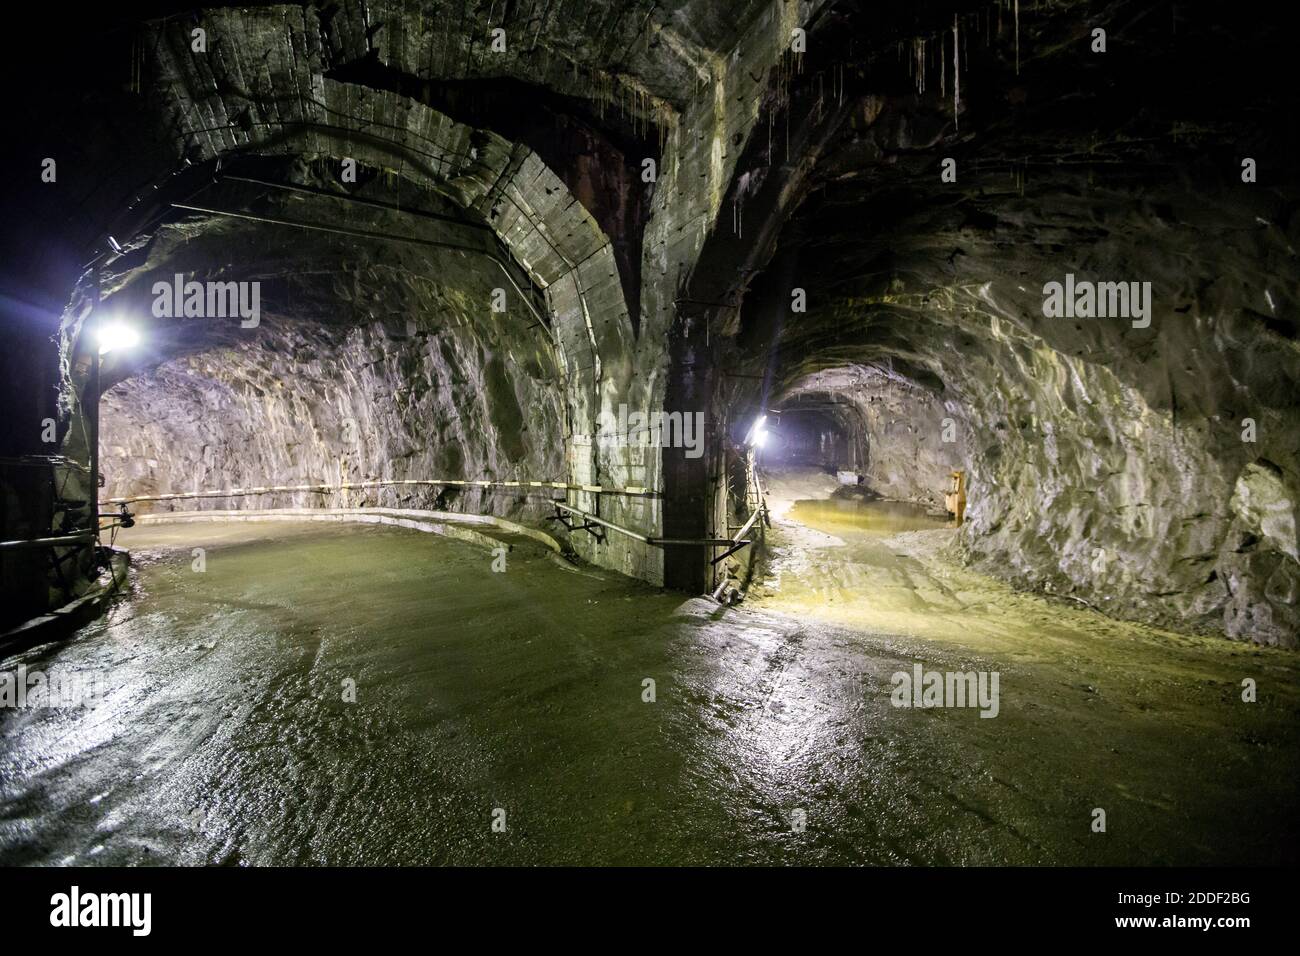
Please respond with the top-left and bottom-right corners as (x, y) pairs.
(147, 8), (637, 434)
(38, 0), (821, 605)
(54, 7), (668, 579)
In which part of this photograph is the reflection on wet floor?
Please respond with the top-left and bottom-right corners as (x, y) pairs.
(750, 469), (1299, 865)
(1, 512), (1297, 866)
(788, 497), (949, 536)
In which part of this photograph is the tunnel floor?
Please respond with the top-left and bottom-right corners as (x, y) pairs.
(1, 514), (1296, 866)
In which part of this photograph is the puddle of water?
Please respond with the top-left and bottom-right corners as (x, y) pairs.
(788, 497), (949, 537)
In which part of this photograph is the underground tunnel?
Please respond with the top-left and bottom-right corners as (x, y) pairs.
(0, 0), (1297, 890)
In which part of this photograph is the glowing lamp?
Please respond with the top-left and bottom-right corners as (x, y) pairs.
(96, 321), (140, 355)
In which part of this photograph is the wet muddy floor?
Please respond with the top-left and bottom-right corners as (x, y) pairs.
(1, 501), (1296, 865)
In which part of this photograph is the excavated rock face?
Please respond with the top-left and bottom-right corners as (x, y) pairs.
(98, 215), (566, 524)
(24, 1), (1297, 647)
(778, 365), (968, 510)
(723, 0), (1300, 645)
(50, 0), (817, 593)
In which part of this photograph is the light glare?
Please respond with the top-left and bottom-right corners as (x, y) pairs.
(97, 322), (140, 355)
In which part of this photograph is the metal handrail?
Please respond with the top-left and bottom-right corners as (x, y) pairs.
(710, 457), (769, 568)
(0, 455), (91, 473)
(554, 501), (649, 543)
(553, 502), (740, 549)
(0, 534), (96, 551)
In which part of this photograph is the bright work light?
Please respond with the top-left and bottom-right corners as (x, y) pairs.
(96, 321), (140, 355)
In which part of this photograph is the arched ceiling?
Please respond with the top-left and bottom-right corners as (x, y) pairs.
(82, 7), (649, 436)
(12, 0), (1295, 638)
(42, 0), (826, 590)
(708, 0), (1299, 642)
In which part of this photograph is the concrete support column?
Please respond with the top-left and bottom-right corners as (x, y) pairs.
(661, 309), (715, 592)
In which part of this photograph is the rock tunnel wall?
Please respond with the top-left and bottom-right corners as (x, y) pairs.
(57, 1), (821, 591)
(781, 365), (969, 510)
(947, 292), (1300, 647)
(729, 1), (1300, 647)
(781, 267), (1300, 646)
(99, 223), (567, 527)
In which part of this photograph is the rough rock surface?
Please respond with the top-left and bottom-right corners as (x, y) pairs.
(20, 1), (1298, 646)
(779, 365), (968, 509)
(101, 223), (567, 528)
(720, 3), (1300, 645)
(68, 1), (818, 590)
